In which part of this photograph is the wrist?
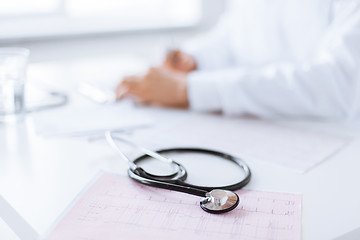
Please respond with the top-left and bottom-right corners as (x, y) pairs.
(176, 73), (189, 108)
(187, 71), (221, 111)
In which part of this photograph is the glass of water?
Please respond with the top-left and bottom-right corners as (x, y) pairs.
(0, 47), (29, 123)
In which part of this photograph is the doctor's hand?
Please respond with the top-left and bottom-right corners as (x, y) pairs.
(116, 67), (189, 108)
(163, 50), (197, 73)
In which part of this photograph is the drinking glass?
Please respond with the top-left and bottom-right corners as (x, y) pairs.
(0, 47), (29, 123)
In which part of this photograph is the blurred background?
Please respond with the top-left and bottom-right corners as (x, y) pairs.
(0, 0), (227, 63)
(1, 2), (360, 240)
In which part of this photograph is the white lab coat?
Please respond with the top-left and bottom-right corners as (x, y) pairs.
(184, 0), (360, 120)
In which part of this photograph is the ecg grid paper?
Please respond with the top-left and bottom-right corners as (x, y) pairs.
(45, 173), (302, 240)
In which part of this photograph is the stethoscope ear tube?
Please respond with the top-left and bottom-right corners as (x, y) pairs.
(129, 168), (208, 197)
(131, 147), (251, 192)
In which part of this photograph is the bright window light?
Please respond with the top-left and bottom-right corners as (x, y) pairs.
(0, 0), (202, 41)
(0, 0), (60, 16)
(66, 0), (201, 26)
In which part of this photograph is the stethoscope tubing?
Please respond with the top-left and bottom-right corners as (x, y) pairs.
(105, 132), (251, 199)
(105, 132), (251, 214)
(130, 147), (251, 194)
(128, 168), (208, 197)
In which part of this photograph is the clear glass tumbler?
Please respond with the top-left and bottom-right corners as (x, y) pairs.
(0, 47), (30, 123)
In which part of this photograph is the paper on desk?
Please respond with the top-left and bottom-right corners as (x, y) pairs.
(44, 172), (302, 240)
(31, 102), (152, 137)
(25, 84), (65, 110)
(143, 116), (351, 173)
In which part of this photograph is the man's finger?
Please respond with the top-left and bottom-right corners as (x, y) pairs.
(115, 76), (141, 100)
(116, 79), (133, 99)
(164, 50), (182, 69)
(116, 85), (129, 100)
(117, 80), (146, 100)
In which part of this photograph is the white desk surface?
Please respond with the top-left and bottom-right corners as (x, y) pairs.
(1, 56), (360, 240)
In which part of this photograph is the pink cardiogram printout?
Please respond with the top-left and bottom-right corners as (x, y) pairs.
(45, 172), (302, 240)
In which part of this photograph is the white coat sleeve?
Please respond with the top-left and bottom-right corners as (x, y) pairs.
(187, 0), (360, 120)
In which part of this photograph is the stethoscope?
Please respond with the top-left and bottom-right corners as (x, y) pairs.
(105, 131), (251, 214)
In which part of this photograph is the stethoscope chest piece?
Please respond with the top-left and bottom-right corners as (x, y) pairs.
(200, 189), (240, 214)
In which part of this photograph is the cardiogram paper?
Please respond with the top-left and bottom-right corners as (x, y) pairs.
(45, 172), (302, 240)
